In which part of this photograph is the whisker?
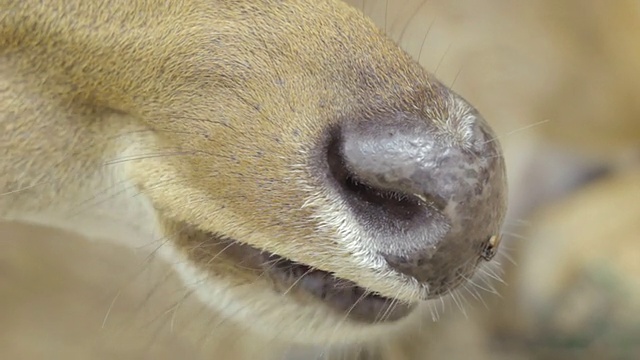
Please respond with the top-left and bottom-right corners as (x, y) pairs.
(0, 181), (50, 196)
(396, 0), (430, 46)
(168, 289), (196, 333)
(478, 266), (505, 284)
(449, 289), (468, 318)
(434, 42), (453, 76)
(417, 14), (438, 65)
(502, 218), (534, 228)
(203, 241), (237, 266)
(483, 119), (552, 146)
(65, 180), (134, 218)
(472, 275), (501, 296)
(384, 0), (388, 33)
(379, 296), (401, 324)
(281, 267), (315, 296)
(101, 226), (186, 328)
(438, 295), (446, 319)
(103, 151), (195, 166)
(374, 288), (403, 325)
(450, 64), (465, 91)
(502, 231), (528, 240)
(196, 303), (246, 348)
(1, 128), (198, 198)
(141, 279), (205, 348)
(323, 289), (370, 351)
(427, 300), (439, 322)
(498, 250), (517, 266)
(465, 282), (489, 309)
(101, 289), (122, 329)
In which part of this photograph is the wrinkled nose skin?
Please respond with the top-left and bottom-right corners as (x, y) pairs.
(328, 96), (507, 297)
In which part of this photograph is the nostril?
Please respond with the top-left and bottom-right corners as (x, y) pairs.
(317, 93), (507, 297)
(322, 122), (454, 257)
(326, 130), (427, 222)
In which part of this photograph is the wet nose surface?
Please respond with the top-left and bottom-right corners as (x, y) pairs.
(326, 101), (507, 295)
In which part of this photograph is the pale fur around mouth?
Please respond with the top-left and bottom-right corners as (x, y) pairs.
(204, 233), (417, 324)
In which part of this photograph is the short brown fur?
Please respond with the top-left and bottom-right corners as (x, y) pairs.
(1, 0), (504, 357)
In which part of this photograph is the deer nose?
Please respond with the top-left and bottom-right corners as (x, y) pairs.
(326, 100), (507, 296)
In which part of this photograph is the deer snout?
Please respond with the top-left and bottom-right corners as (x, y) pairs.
(326, 102), (507, 296)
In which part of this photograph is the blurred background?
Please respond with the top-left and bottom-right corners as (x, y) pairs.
(2, 0), (639, 359)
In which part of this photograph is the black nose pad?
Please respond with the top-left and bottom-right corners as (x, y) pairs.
(325, 106), (507, 292)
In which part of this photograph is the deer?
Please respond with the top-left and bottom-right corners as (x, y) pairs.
(0, 0), (507, 358)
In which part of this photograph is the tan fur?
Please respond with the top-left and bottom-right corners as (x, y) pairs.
(5, 0), (640, 358)
(1, 0), (501, 358)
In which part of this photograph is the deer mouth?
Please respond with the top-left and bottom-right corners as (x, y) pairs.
(263, 252), (416, 323)
(204, 234), (416, 324)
